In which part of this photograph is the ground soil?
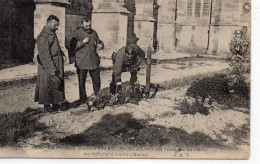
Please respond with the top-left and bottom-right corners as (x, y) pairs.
(0, 58), (250, 154)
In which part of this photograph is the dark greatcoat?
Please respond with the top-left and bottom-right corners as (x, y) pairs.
(72, 27), (104, 70)
(34, 26), (65, 105)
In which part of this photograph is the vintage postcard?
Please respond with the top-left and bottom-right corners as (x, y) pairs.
(0, 0), (251, 159)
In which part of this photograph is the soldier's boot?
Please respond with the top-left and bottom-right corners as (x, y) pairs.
(44, 104), (52, 113)
(52, 104), (62, 113)
(110, 81), (117, 95)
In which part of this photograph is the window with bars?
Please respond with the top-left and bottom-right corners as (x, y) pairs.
(187, 0), (193, 16)
(195, 0), (201, 17)
(203, 0), (210, 16)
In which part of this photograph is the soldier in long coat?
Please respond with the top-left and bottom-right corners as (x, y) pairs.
(34, 15), (65, 112)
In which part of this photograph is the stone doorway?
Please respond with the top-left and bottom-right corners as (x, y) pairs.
(0, 0), (35, 69)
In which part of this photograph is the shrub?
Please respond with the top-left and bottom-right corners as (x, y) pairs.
(186, 74), (230, 104)
(176, 99), (210, 116)
(185, 73), (250, 109)
(0, 109), (46, 147)
(87, 84), (158, 111)
(228, 27), (250, 76)
(229, 26), (250, 58)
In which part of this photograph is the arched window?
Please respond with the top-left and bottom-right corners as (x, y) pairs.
(187, 0), (193, 16)
(195, 0), (201, 17)
(203, 0), (210, 16)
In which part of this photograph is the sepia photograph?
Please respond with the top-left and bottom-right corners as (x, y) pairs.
(0, 0), (252, 159)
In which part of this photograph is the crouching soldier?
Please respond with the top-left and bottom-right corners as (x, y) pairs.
(110, 44), (147, 94)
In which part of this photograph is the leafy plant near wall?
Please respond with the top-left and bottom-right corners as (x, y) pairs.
(176, 28), (251, 115)
(176, 72), (250, 116)
(228, 26), (250, 75)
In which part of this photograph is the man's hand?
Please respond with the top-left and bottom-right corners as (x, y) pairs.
(129, 65), (140, 72)
(83, 37), (89, 44)
(97, 43), (104, 51)
(63, 55), (67, 63)
(116, 82), (122, 93)
(151, 59), (158, 65)
(50, 70), (59, 77)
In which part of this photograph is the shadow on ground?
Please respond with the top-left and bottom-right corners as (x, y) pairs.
(59, 113), (230, 149)
(0, 107), (48, 147)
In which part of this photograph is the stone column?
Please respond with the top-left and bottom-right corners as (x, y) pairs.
(134, 0), (156, 52)
(91, 0), (130, 58)
(34, 0), (70, 63)
(157, 0), (176, 53)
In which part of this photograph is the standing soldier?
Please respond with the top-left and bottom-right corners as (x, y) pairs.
(110, 35), (147, 94)
(72, 18), (104, 102)
(34, 15), (66, 112)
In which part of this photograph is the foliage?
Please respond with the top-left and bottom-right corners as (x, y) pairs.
(0, 109), (46, 147)
(229, 27), (250, 57)
(185, 73), (250, 111)
(87, 83), (158, 111)
(228, 26), (250, 75)
(186, 74), (230, 104)
(176, 99), (210, 116)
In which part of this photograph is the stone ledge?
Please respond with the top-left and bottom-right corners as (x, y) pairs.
(92, 8), (130, 14)
(34, 0), (70, 5)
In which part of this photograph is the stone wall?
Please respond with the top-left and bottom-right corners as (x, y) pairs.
(134, 21), (154, 52)
(91, 0), (129, 58)
(92, 13), (128, 58)
(157, 0), (251, 56)
(175, 0), (210, 53)
(207, 0), (251, 55)
(134, 0), (155, 52)
(65, 14), (86, 45)
(211, 0), (250, 25)
(208, 26), (245, 56)
(175, 25), (209, 54)
(157, 0), (176, 53)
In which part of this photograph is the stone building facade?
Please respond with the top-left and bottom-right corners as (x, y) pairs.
(91, 0), (129, 58)
(208, 0), (251, 56)
(64, 0), (251, 56)
(0, 0), (251, 68)
(157, 0), (176, 53)
(134, 0), (156, 51)
(157, 0), (250, 55)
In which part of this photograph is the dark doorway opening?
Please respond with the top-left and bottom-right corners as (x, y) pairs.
(0, 0), (35, 70)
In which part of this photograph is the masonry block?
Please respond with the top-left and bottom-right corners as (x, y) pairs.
(92, 13), (128, 58)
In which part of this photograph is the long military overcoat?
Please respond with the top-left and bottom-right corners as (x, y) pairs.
(34, 26), (65, 104)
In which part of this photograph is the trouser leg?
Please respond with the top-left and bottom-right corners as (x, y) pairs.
(89, 68), (101, 95)
(130, 72), (138, 86)
(77, 68), (87, 101)
(110, 73), (117, 94)
(43, 104), (51, 112)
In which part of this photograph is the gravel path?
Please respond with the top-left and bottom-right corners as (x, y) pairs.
(0, 58), (229, 114)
